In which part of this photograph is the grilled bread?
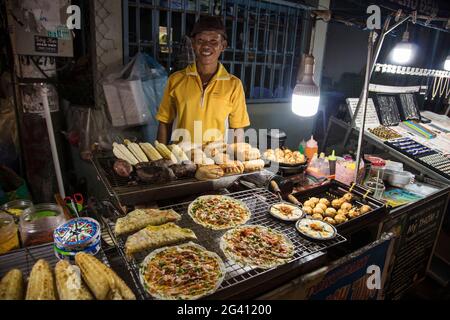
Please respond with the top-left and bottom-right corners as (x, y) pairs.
(55, 260), (94, 300)
(0, 269), (24, 300)
(26, 260), (57, 300)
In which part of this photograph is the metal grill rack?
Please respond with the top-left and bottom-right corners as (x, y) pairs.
(0, 244), (110, 280)
(102, 188), (347, 300)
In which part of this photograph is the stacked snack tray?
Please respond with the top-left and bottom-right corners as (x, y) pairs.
(416, 153), (450, 180)
(385, 138), (437, 158)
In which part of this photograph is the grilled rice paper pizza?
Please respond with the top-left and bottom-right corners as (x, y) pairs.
(115, 209), (181, 236)
(125, 223), (197, 257)
(270, 203), (304, 221)
(220, 225), (295, 269)
(139, 242), (225, 300)
(188, 195), (251, 230)
(296, 219), (337, 241)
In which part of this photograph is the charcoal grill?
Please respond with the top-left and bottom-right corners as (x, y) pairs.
(101, 188), (347, 300)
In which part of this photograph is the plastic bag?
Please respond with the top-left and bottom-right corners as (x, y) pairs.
(103, 53), (168, 131)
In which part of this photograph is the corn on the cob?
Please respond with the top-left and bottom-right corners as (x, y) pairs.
(155, 141), (178, 163)
(55, 260), (94, 300)
(0, 269), (24, 300)
(124, 139), (148, 163)
(113, 143), (139, 166)
(139, 142), (163, 161)
(75, 253), (111, 300)
(169, 144), (190, 162)
(98, 263), (136, 300)
(25, 260), (57, 300)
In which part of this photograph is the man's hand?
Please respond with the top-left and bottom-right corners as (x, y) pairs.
(157, 122), (173, 145)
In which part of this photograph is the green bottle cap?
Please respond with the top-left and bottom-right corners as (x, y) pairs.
(328, 150), (337, 161)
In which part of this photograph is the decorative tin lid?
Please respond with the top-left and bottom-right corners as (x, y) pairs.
(54, 218), (100, 248)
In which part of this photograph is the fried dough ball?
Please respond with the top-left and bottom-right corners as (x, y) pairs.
(360, 205), (371, 214)
(324, 207), (337, 218)
(332, 199), (343, 209)
(315, 203), (328, 211)
(348, 208), (361, 219)
(337, 209), (349, 216)
(312, 214), (324, 221)
(334, 214), (348, 224)
(303, 206), (313, 215)
(340, 202), (352, 211)
(313, 207), (325, 215)
(303, 200), (315, 209)
(324, 217), (337, 225)
(319, 198), (330, 207)
(342, 193), (353, 202)
(310, 197), (320, 205)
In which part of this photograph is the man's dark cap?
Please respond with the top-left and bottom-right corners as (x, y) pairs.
(191, 16), (228, 40)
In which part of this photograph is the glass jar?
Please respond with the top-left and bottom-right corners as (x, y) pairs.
(1, 200), (33, 221)
(0, 213), (20, 254)
(19, 204), (67, 247)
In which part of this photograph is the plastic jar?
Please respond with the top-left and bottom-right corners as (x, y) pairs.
(0, 213), (20, 254)
(19, 204), (67, 247)
(1, 200), (33, 220)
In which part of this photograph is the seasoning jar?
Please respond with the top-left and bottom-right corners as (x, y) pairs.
(1, 200), (33, 222)
(19, 204), (67, 247)
(0, 213), (20, 254)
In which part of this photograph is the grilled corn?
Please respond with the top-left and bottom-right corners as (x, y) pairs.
(169, 144), (190, 162)
(124, 139), (148, 163)
(113, 143), (139, 166)
(55, 260), (93, 300)
(26, 260), (57, 300)
(75, 253), (111, 300)
(139, 142), (163, 161)
(0, 269), (24, 300)
(75, 252), (135, 300)
(155, 141), (178, 163)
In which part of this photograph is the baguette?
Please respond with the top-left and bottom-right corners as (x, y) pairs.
(55, 260), (94, 300)
(195, 165), (224, 181)
(26, 260), (57, 300)
(0, 269), (24, 300)
(243, 159), (265, 173)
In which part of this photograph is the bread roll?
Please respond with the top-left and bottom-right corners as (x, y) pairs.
(243, 159), (265, 173)
(236, 148), (261, 161)
(220, 161), (244, 175)
(195, 165), (224, 181)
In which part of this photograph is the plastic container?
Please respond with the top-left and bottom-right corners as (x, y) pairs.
(384, 170), (415, 188)
(363, 180), (386, 200)
(328, 151), (337, 175)
(305, 136), (318, 162)
(0, 213), (20, 254)
(53, 218), (102, 261)
(335, 158), (365, 186)
(19, 204), (67, 247)
(1, 200), (33, 220)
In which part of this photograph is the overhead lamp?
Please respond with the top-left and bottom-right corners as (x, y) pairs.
(444, 54), (450, 71)
(390, 28), (416, 65)
(292, 54), (320, 117)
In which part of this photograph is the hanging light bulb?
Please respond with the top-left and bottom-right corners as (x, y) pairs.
(292, 54), (320, 117)
(444, 55), (450, 71)
(391, 27), (416, 65)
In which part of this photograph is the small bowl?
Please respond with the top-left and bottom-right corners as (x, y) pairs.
(269, 202), (305, 222)
(296, 218), (337, 241)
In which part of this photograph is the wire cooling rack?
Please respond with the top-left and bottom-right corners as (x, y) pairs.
(102, 188), (347, 300)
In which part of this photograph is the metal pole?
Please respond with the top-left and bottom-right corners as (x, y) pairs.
(354, 31), (375, 182)
(41, 86), (66, 198)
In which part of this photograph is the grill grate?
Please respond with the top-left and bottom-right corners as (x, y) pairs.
(0, 244), (110, 280)
(102, 188), (347, 299)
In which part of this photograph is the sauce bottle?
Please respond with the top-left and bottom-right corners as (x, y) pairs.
(328, 150), (337, 175)
(305, 136), (318, 162)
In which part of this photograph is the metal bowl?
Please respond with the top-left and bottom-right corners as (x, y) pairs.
(269, 202), (305, 222)
(295, 218), (337, 241)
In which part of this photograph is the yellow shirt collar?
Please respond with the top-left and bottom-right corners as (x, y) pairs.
(185, 63), (231, 81)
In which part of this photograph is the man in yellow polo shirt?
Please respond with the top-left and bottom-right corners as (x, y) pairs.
(156, 16), (250, 145)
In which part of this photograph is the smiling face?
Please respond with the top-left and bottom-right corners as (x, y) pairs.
(192, 31), (227, 67)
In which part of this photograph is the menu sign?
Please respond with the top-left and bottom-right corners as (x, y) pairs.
(35, 36), (58, 54)
(382, 196), (447, 300)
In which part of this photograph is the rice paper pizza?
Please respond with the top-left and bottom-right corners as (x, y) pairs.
(188, 195), (251, 230)
(220, 225), (295, 269)
(139, 242), (225, 300)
